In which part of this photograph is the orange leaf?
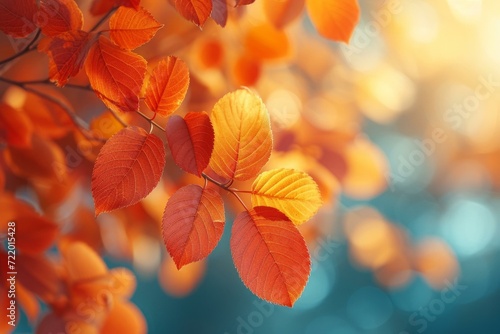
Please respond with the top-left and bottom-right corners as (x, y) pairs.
(90, 0), (140, 16)
(85, 36), (147, 113)
(209, 89), (272, 181)
(166, 112), (214, 177)
(263, 0), (305, 29)
(144, 56), (190, 116)
(17, 253), (61, 302)
(3, 134), (67, 182)
(36, 0), (83, 37)
(62, 242), (108, 283)
(90, 110), (131, 140)
(100, 301), (147, 334)
(211, 0), (228, 27)
(22, 87), (75, 138)
(0, 193), (59, 254)
(0, 0), (37, 38)
(230, 207), (310, 307)
(162, 184), (225, 268)
(91, 126), (165, 215)
(251, 168), (322, 225)
(244, 23), (290, 60)
(232, 53), (261, 86)
(109, 6), (163, 50)
(38, 30), (94, 87)
(173, 0), (212, 26)
(0, 103), (33, 148)
(306, 0), (360, 43)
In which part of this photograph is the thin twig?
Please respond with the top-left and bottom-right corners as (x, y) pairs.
(107, 108), (128, 128)
(0, 29), (41, 66)
(136, 110), (164, 132)
(90, 8), (117, 32)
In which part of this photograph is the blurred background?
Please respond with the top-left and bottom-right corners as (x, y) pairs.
(4, 0), (500, 333)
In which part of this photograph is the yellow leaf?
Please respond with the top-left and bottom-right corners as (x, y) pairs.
(251, 168), (322, 225)
(209, 89), (272, 181)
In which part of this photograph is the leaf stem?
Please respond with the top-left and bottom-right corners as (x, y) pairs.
(0, 77), (105, 143)
(90, 8), (117, 32)
(136, 110), (164, 132)
(202, 173), (250, 211)
(0, 29), (41, 67)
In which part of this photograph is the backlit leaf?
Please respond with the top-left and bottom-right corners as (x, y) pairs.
(166, 112), (214, 177)
(0, 193), (59, 254)
(251, 168), (322, 225)
(62, 242), (108, 282)
(173, 0), (212, 26)
(92, 126), (166, 215)
(3, 134), (67, 181)
(0, 0), (37, 38)
(244, 23), (290, 60)
(306, 0), (360, 43)
(144, 56), (190, 116)
(100, 301), (147, 334)
(263, 0), (305, 29)
(209, 89), (272, 181)
(109, 6), (163, 50)
(162, 184), (225, 268)
(85, 36), (147, 113)
(0, 103), (33, 148)
(37, 0), (83, 37)
(230, 207), (310, 307)
(17, 253), (61, 302)
(38, 30), (94, 87)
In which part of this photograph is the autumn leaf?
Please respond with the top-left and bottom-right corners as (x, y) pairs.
(230, 207), (310, 307)
(162, 184), (225, 268)
(263, 0), (305, 29)
(209, 89), (272, 181)
(166, 112), (214, 177)
(173, 0), (212, 27)
(109, 6), (163, 50)
(232, 53), (261, 86)
(38, 30), (94, 87)
(235, 0), (255, 6)
(36, 0), (83, 37)
(0, 193), (59, 254)
(90, 0), (140, 16)
(244, 23), (290, 60)
(62, 242), (108, 282)
(159, 255), (206, 297)
(0, 0), (37, 38)
(144, 56), (190, 116)
(3, 134), (67, 182)
(85, 36), (147, 113)
(91, 126), (166, 215)
(211, 0), (228, 27)
(306, 0), (360, 43)
(0, 103), (33, 148)
(251, 168), (322, 225)
(17, 253), (61, 302)
(100, 301), (147, 334)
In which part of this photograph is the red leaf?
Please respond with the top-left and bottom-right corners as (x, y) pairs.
(90, 0), (140, 16)
(211, 0), (228, 27)
(109, 6), (163, 50)
(0, 0), (37, 38)
(230, 207), (310, 307)
(166, 112), (214, 177)
(38, 30), (94, 87)
(162, 184), (225, 268)
(0, 103), (33, 148)
(263, 0), (305, 29)
(144, 56), (190, 116)
(36, 0), (83, 37)
(91, 126), (166, 215)
(235, 0), (255, 6)
(173, 0), (212, 27)
(0, 193), (59, 254)
(16, 253), (61, 302)
(85, 36), (147, 113)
